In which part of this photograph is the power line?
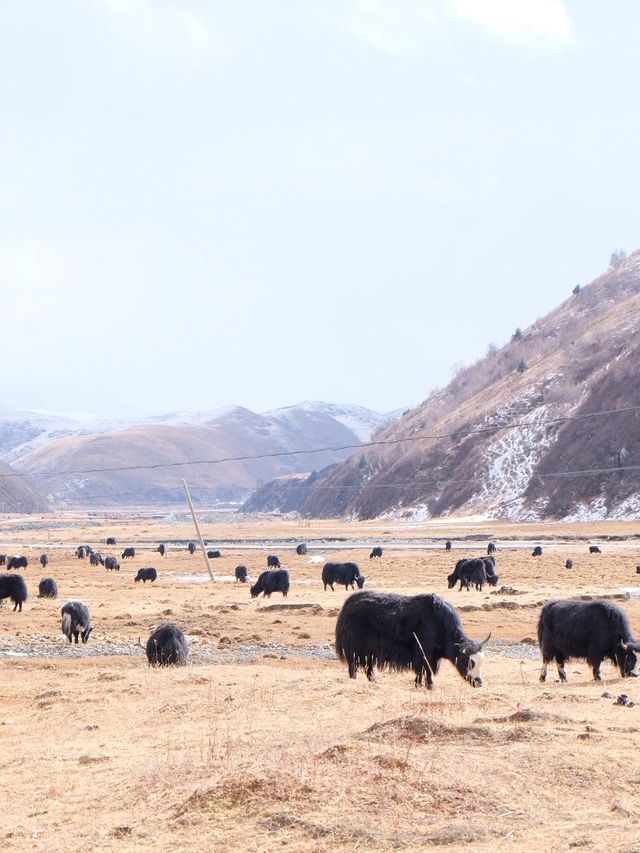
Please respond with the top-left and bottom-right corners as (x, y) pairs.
(1, 403), (638, 482)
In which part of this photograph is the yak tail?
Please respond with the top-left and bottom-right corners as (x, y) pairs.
(62, 612), (72, 636)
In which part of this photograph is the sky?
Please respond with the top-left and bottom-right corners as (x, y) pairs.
(1, 0), (639, 419)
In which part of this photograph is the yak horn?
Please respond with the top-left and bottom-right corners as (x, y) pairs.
(479, 632), (492, 648)
(620, 639), (629, 650)
(136, 636), (145, 649)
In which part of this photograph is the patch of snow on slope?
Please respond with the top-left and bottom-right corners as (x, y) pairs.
(562, 497), (608, 523)
(468, 403), (558, 520)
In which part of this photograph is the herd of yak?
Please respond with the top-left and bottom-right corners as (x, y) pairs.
(0, 537), (639, 689)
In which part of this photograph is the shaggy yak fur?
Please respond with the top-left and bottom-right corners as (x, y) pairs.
(0, 574), (28, 611)
(146, 623), (188, 666)
(335, 590), (489, 689)
(538, 599), (640, 683)
(235, 565), (248, 583)
(250, 570), (290, 598)
(38, 577), (58, 598)
(61, 601), (93, 644)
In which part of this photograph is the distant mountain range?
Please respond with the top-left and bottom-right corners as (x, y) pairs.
(0, 401), (399, 508)
(246, 251), (640, 522)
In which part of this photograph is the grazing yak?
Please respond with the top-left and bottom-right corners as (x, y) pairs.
(0, 574), (28, 611)
(0, 555), (6, 565)
(589, 545), (602, 554)
(106, 537), (117, 546)
(532, 546), (543, 557)
(75, 547), (87, 559)
(40, 554), (49, 568)
(445, 540), (452, 551)
(538, 599), (640, 682)
(135, 568), (157, 583)
(250, 570), (290, 598)
(89, 552), (104, 567)
(335, 590), (490, 688)
(322, 562), (365, 591)
(104, 557), (120, 571)
(267, 555), (281, 568)
(566, 559), (574, 569)
(7, 556), (28, 571)
(296, 543), (307, 556)
(38, 577), (58, 598)
(146, 623), (188, 667)
(187, 542), (197, 554)
(447, 558), (491, 591)
(370, 547), (383, 559)
(122, 548), (136, 560)
(61, 601), (92, 644)
(487, 542), (497, 555)
(207, 550), (222, 559)
(235, 565), (248, 583)
(157, 544), (167, 557)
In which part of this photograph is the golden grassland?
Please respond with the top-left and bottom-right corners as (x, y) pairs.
(2, 513), (640, 851)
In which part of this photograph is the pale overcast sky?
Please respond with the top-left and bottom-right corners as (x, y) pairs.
(1, 1), (637, 418)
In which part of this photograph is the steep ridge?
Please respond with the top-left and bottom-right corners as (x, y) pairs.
(11, 403), (396, 506)
(266, 252), (640, 521)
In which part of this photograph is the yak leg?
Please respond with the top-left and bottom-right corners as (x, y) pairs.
(589, 659), (602, 681)
(348, 655), (358, 679)
(365, 656), (375, 681)
(539, 661), (549, 682)
(556, 657), (567, 681)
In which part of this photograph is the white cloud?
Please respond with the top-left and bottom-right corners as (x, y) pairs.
(97, 0), (227, 60)
(315, 0), (436, 58)
(315, 0), (574, 57)
(452, 0), (574, 43)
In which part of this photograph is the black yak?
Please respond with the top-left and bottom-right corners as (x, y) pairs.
(106, 537), (117, 545)
(589, 545), (602, 554)
(532, 546), (543, 557)
(566, 559), (574, 569)
(76, 546), (86, 559)
(105, 556), (120, 571)
(38, 577), (58, 598)
(369, 547), (383, 559)
(296, 543), (307, 556)
(0, 555), (6, 565)
(146, 623), (188, 666)
(0, 574), (28, 611)
(235, 565), (248, 583)
(7, 556), (28, 571)
(322, 562), (365, 591)
(135, 567), (157, 583)
(538, 599), (640, 682)
(61, 601), (92, 644)
(207, 550), (222, 559)
(122, 547), (136, 560)
(250, 570), (290, 598)
(89, 552), (104, 567)
(157, 544), (167, 557)
(487, 542), (496, 555)
(267, 555), (281, 568)
(447, 558), (488, 591)
(40, 554), (49, 568)
(187, 542), (196, 554)
(445, 540), (452, 551)
(335, 590), (490, 688)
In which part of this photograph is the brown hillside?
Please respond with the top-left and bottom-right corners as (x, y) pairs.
(280, 252), (640, 520)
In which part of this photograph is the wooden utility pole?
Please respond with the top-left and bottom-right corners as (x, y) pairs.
(183, 480), (215, 581)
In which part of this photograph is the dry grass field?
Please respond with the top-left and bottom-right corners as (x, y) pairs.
(2, 513), (640, 851)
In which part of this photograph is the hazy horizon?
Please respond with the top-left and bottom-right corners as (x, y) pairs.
(2, 1), (638, 418)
